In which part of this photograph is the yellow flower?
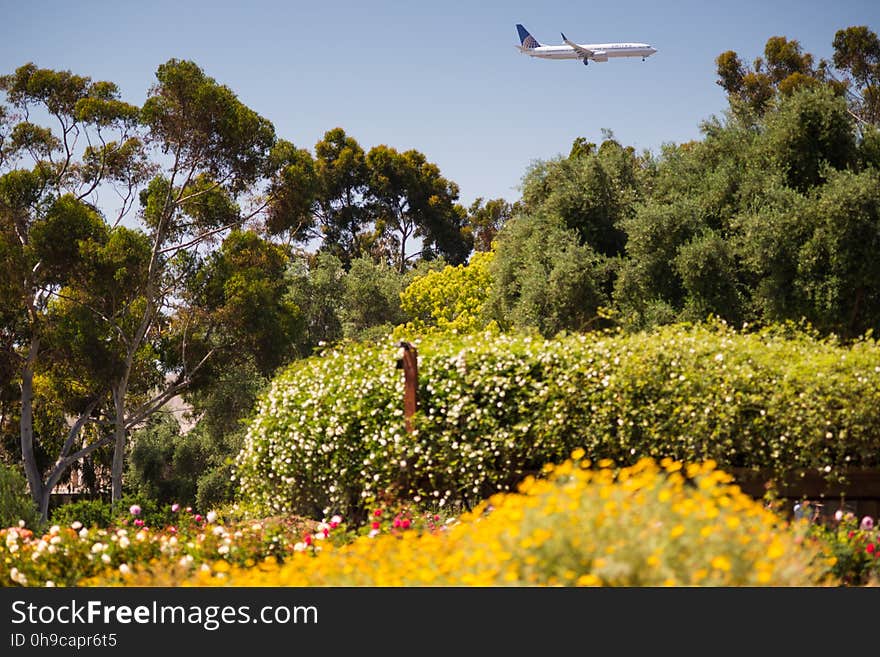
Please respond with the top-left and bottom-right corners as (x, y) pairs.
(711, 556), (732, 572)
(576, 574), (601, 586)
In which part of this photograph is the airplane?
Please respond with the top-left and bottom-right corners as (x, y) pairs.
(515, 24), (657, 66)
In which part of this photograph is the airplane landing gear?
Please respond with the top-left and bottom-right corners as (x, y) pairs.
(583, 58), (588, 66)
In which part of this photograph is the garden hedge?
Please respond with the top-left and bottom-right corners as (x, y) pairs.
(235, 322), (880, 520)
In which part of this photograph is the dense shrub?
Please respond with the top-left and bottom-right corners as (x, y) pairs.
(0, 463), (39, 529)
(2, 508), (316, 587)
(190, 457), (836, 586)
(235, 322), (880, 520)
(49, 494), (176, 530)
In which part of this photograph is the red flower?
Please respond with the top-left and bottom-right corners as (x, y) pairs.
(867, 543), (876, 555)
(393, 518), (402, 528)
(401, 519), (411, 529)
(373, 509), (382, 517)
(304, 534), (312, 546)
(371, 521), (380, 530)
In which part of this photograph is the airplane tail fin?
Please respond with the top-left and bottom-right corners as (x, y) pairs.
(516, 24), (541, 50)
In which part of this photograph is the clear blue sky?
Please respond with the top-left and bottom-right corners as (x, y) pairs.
(2, 0), (878, 208)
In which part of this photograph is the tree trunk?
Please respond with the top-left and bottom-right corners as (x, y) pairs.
(20, 340), (45, 514)
(111, 383), (127, 503)
(398, 233), (407, 274)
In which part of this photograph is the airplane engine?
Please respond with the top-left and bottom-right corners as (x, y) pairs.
(592, 51), (608, 62)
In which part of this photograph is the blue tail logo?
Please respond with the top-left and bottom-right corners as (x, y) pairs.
(516, 24), (540, 49)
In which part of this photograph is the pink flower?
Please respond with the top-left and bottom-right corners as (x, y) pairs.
(185, 507), (192, 514)
(393, 518), (402, 528)
(133, 519), (145, 528)
(169, 526), (177, 534)
(194, 514), (203, 523)
(401, 519), (411, 529)
(860, 516), (874, 531)
(129, 505), (141, 516)
(171, 504), (180, 513)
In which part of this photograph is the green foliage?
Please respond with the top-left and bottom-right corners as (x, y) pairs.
(48, 498), (114, 529)
(285, 252), (345, 353)
(520, 137), (641, 257)
(613, 85), (877, 337)
(236, 322), (880, 521)
(0, 462), (40, 529)
(49, 492), (177, 531)
(126, 414), (204, 507)
(339, 256), (408, 340)
(465, 197), (513, 252)
(831, 26), (880, 126)
(188, 229), (303, 376)
(367, 144), (471, 271)
(761, 85), (857, 190)
(141, 59), (275, 188)
(488, 212), (608, 336)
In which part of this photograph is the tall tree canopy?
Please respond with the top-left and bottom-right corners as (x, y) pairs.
(267, 129), (472, 272)
(0, 58), (284, 515)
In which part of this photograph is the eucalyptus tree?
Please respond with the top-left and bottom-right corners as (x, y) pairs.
(266, 128), (372, 265)
(366, 144), (471, 272)
(1, 59), (280, 515)
(0, 62), (144, 516)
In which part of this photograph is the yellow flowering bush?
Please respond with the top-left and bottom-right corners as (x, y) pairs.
(397, 250), (495, 335)
(121, 456), (836, 586)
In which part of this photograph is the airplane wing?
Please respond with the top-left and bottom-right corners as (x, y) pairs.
(561, 33), (594, 59)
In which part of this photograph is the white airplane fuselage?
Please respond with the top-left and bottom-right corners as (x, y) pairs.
(522, 43), (656, 62)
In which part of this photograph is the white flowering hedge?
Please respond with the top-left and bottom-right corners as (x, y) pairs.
(234, 323), (880, 520)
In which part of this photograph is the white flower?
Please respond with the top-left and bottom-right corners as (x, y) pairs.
(71, 521), (83, 530)
(78, 528), (89, 539)
(49, 525), (60, 535)
(91, 542), (105, 554)
(206, 511), (218, 524)
(119, 536), (130, 549)
(45, 580), (55, 587)
(217, 544), (230, 555)
(119, 564), (130, 575)
(101, 553), (111, 564)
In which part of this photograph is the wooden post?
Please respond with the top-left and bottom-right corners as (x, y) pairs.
(397, 341), (418, 433)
